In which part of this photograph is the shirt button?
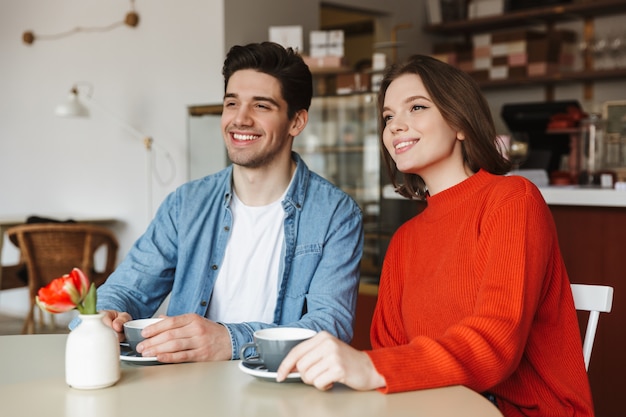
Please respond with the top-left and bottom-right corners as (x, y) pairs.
(224, 226), (230, 231)
(200, 300), (208, 307)
(211, 264), (218, 270)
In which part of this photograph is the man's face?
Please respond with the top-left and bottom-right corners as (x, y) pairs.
(221, 69), (299, 169)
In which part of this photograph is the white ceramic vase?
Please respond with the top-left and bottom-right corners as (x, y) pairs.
(65, 312), (120, 389)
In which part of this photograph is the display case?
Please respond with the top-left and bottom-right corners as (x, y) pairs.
(294, 93), (384, 279)
(297, 94), (379, 208)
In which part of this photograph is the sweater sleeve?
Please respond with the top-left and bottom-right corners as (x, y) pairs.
(367, 185), (557, 394)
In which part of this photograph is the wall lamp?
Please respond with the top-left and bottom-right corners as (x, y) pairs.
(55, 82), (176, 220)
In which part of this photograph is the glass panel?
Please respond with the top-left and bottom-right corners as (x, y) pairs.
(298, 93), (379, 206)
(296, 93), (381, 279)
(187, 105), (226, 180)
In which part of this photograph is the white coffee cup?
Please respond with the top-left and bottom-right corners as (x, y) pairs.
(123, 318), (163, 352)
(240, 327), (317, 372)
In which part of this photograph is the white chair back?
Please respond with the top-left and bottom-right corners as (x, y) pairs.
(570, 283), (614, 371)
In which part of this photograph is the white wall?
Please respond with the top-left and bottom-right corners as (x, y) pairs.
(0, 0), (225, 316)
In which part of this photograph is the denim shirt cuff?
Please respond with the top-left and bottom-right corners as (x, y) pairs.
(220, 322), (255, 360)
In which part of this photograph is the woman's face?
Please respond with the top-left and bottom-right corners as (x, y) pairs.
(381, 73), (467, 193)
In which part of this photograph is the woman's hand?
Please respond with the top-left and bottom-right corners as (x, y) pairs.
(276, 331), (386, 391)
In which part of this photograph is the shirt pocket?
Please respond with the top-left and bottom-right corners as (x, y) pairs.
(285, 243), (323, 297)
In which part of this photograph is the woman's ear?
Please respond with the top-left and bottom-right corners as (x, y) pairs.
(289, 110), (308, 137)
(457, 131), (466, 141)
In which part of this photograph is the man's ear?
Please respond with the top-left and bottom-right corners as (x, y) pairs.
(289, 110), (308, 137)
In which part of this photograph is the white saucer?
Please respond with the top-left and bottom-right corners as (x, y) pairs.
(238, 361), (301, 382)
(120, 349), (160, 365)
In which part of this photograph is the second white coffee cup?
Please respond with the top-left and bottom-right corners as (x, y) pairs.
(240, 327), (317, 372)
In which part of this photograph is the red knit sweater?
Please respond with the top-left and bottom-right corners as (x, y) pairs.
(366, 170), (594, 417)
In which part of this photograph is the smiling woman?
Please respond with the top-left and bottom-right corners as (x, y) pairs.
(275, 54), (594, 417)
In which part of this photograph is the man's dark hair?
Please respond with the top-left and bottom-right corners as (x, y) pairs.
(222, 42), (313, 119)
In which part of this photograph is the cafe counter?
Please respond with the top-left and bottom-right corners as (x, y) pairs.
(539, 185), (626, 207)
(540, 186), (625, 417)
(382, 183), (626, 208)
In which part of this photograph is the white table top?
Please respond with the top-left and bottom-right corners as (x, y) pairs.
(0, 334), (503, 417)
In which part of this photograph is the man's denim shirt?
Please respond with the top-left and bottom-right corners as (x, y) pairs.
(96, 153), (364, 359)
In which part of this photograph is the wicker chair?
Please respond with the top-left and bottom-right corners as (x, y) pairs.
(0, 263), (28, 291)
(6, 223), (119, 334)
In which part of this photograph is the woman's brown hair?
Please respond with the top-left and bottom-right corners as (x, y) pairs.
(377, 54), (511, 199)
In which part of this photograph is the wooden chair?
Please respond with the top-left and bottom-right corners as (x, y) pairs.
(0, 263), (28, 290)
(570, 283), (614, 371)
(6, 223), (118, 334)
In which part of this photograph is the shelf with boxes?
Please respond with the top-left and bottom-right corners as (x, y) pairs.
(476, 67), (626, 89)
(425, 0), (626, 95)
(308, 66), (373, 97)
(424, 0), (626, 34)
(432, 27), (580, 86)
(303, 29), (388, 97)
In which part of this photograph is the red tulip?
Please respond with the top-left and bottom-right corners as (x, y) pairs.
(36, 268), (94, 314)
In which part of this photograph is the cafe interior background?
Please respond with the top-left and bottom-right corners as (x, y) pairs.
(2, 0), (626, 330)
(3, 1), (626, 416)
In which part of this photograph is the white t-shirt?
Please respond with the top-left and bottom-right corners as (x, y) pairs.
(206, 191), (285, 323)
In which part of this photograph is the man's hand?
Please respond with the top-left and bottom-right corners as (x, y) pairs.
(135, 313), (232, 363)
(100, 310), (132, 343)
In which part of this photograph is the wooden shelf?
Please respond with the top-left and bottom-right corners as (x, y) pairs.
(424, 0), (626, 35)
(477, 68), (626, 90)
(188, 104), (222, 116)
(310, 66), (353, 76)
(424, 0), (626, 99)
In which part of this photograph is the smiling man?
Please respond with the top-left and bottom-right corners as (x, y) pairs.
(93, 42), (364, 363)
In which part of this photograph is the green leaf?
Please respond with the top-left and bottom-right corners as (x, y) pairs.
(78, 283), (97, 315)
